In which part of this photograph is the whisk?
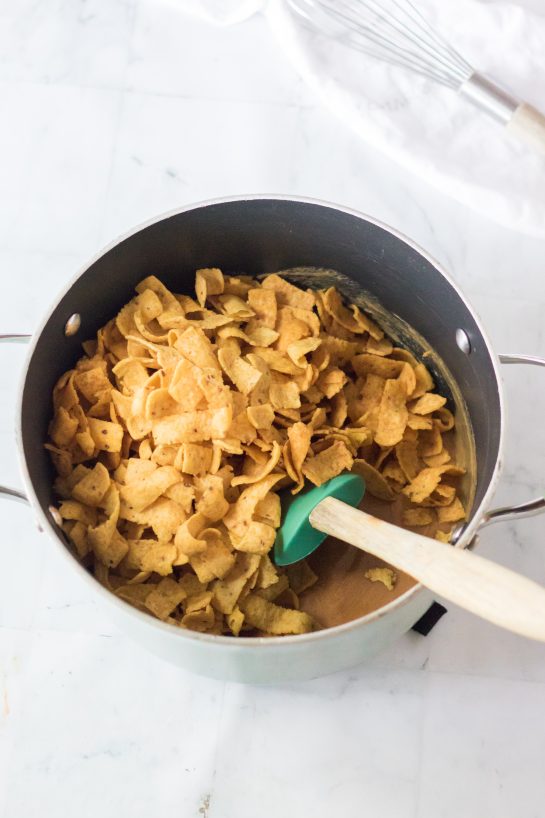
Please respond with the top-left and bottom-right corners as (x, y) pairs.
(287, 0), (545, 154)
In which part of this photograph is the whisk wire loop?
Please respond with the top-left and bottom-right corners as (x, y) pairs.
(287, 0), (473, 89)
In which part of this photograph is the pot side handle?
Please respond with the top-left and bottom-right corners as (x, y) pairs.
(0, 334), (31, 505)
(481, 354), (545, 527)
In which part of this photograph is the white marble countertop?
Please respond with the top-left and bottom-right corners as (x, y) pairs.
(1, 2), (545, 816)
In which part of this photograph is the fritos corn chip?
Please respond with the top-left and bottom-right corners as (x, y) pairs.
(365, 567), (397, 590)
(437, 496), (466, 523)
(375, 379), (408, 446)
(302, 440), (354, 487)
(239, 593), (314, 635)
(47, 268), (466, 636)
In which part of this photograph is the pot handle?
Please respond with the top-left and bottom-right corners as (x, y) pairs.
(481, 354), (545, 527)
(0, 334), (31, 505)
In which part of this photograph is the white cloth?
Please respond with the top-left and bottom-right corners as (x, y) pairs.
(171, 0), (545, 236)
(163, 0), (264, 25)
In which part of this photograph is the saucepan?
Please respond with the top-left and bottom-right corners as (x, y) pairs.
(2, 196), (544, 683)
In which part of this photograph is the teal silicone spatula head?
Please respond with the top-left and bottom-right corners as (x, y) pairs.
(274, 473), (366, 566)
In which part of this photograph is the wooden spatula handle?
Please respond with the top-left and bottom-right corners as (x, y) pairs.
(310, 497), (545, 642)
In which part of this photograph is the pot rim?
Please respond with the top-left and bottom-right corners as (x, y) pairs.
(16, 194), (505, 650)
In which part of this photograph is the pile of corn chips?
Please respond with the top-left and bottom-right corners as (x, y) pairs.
(46, 269), (466, 636)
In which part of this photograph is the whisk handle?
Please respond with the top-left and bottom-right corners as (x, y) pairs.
(461, 73), (545, 156)
(507, 103), (545, 156)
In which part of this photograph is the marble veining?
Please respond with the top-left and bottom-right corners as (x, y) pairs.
(1, 2), (544, 816)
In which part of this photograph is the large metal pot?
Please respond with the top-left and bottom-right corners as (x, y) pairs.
(2, 196), (544, 683)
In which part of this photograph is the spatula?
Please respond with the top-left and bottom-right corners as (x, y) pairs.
(274, 474), (545, 642)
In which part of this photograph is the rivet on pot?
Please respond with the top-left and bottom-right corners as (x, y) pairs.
(64, 313), (81, 337)
(48, 505), (63, 528)
(455, 328), (471, 355)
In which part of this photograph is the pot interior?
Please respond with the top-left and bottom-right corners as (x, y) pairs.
(22, 198), (499, 628)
